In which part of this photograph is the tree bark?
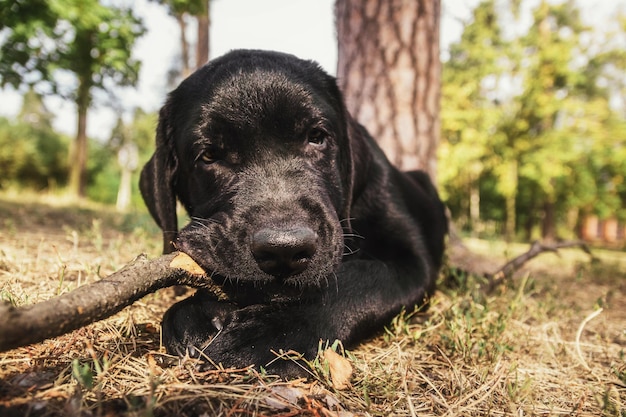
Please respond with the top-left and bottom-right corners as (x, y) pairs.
(0, 252), (226, 353)
(336, 0), (441, 179)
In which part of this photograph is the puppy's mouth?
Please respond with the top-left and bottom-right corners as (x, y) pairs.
(206, 272), (314, 306)
(175, 236), (338, 306)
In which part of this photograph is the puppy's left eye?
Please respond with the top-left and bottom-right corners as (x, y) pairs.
(307, 128), (327, 147)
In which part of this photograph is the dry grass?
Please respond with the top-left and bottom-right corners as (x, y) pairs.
(1, 192), (624, 416)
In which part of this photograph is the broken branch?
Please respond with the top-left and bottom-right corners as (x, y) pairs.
(0, 252), (225, 353)
(483, 240), (592, 294)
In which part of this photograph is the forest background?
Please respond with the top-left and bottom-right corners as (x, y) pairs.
(1, 0), (625, 245)
(0, 1), (626, 241)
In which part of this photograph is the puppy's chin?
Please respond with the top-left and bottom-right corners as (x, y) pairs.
(175, 235), (338, 305)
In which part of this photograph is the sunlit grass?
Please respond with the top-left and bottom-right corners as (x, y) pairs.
(0, 192), (624, 416)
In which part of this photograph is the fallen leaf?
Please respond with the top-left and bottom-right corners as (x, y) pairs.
(323, 348), (352, 390)
(265, 385), (305, 410)
(169, 252), (205, 275)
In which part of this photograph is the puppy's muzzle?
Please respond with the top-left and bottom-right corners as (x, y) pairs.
(251, 227), (318, 278)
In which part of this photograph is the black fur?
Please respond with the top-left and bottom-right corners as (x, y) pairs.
(140, 50), (447, 378)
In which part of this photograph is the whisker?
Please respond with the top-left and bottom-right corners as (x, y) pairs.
(190, 216), (222, 226)
(343, 244), (360, 256)
(343, 232), (364, 240)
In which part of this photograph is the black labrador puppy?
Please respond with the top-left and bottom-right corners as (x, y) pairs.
(140, 49), (447, 378)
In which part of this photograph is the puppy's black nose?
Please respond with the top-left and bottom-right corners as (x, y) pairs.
(251, 227), (317, 278)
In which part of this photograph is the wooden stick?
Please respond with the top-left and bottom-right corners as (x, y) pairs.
(0, 252), (225, 353)
(483, 240), (592, 293)
(0, 240), (593, 352)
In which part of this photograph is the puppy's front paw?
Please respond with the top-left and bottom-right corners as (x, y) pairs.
(162, 289), (237, 358)
(162, 290), (326, 378)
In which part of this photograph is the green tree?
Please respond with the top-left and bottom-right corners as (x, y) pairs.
(0, 0), (145, 197)
(0, 91), (69, 189)
(508, 1), (625, 239)
(439, 0), (507, 234)
(153, 0), (210, 82)
(89, 109), (157, 207)
(441, 0), (626, 241)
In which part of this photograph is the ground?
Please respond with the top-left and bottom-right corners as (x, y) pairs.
(0, 192), (624, 416)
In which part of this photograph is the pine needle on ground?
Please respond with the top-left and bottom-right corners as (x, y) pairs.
(1, 194), (624, 416)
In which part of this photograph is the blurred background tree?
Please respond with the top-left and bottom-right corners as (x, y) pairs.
(440, 0), (626, 241)
(0, 0), (624, 244)
(0, 89), (69, 190)
(152, 0), (210, 84)
(90, 109), (157, 209)
(0, 0), (145, 198)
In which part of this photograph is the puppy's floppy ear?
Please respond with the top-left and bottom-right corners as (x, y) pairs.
(339, 110), (372, 230)
(139, 102), (179, 254)
(326, 82), (371, 236)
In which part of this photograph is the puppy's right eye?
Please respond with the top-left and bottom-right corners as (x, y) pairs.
(307, 128), (328, 147)
(198, 152), (214, 165)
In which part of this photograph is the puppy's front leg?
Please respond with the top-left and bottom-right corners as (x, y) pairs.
(162, 289), (324, 377)
(162, 259), (432, 378)
(162, 289), (237, 359)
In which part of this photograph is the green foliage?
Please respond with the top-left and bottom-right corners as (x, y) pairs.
(86, 140), (118, 204)
(87, 109), (157, 206)
(0, 0), (146, 197)
(0, 0), (145, 96)
(440, 0), (626, 239)
(0, 86), (157, 207)
(71, 353), (109, 392)
(154, 0), (208, 16)
(0, 116), (69, 189)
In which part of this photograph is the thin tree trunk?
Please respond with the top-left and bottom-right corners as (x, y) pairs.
(68, 78), (90, 198)
(196, 2), (210, 69)
(336, 0), (441, 179)
(116, 168), (132, 211)
(503, 159), (518, 240)
(542, 200), (557, 242)
(177, 14), (191, 78)
(469, 181), (480, 235)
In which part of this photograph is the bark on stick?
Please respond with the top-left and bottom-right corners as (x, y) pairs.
(0, 252), (224, 353)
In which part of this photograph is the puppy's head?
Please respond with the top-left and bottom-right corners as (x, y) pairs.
(140, 50), (357, 300)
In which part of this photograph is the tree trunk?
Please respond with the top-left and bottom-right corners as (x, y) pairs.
(195, 2), (210, 69)
(505, 190), (516, 240)
(542, 200), (557, 242)
(68, 78), (90, 198)
(469, 181), (480, 236)
(336, 0), (441, 179)
(524, 209), (534, 241)
(177, 14), (191, 78)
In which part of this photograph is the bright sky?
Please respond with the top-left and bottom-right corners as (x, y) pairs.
(0, 0), (622, 140)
